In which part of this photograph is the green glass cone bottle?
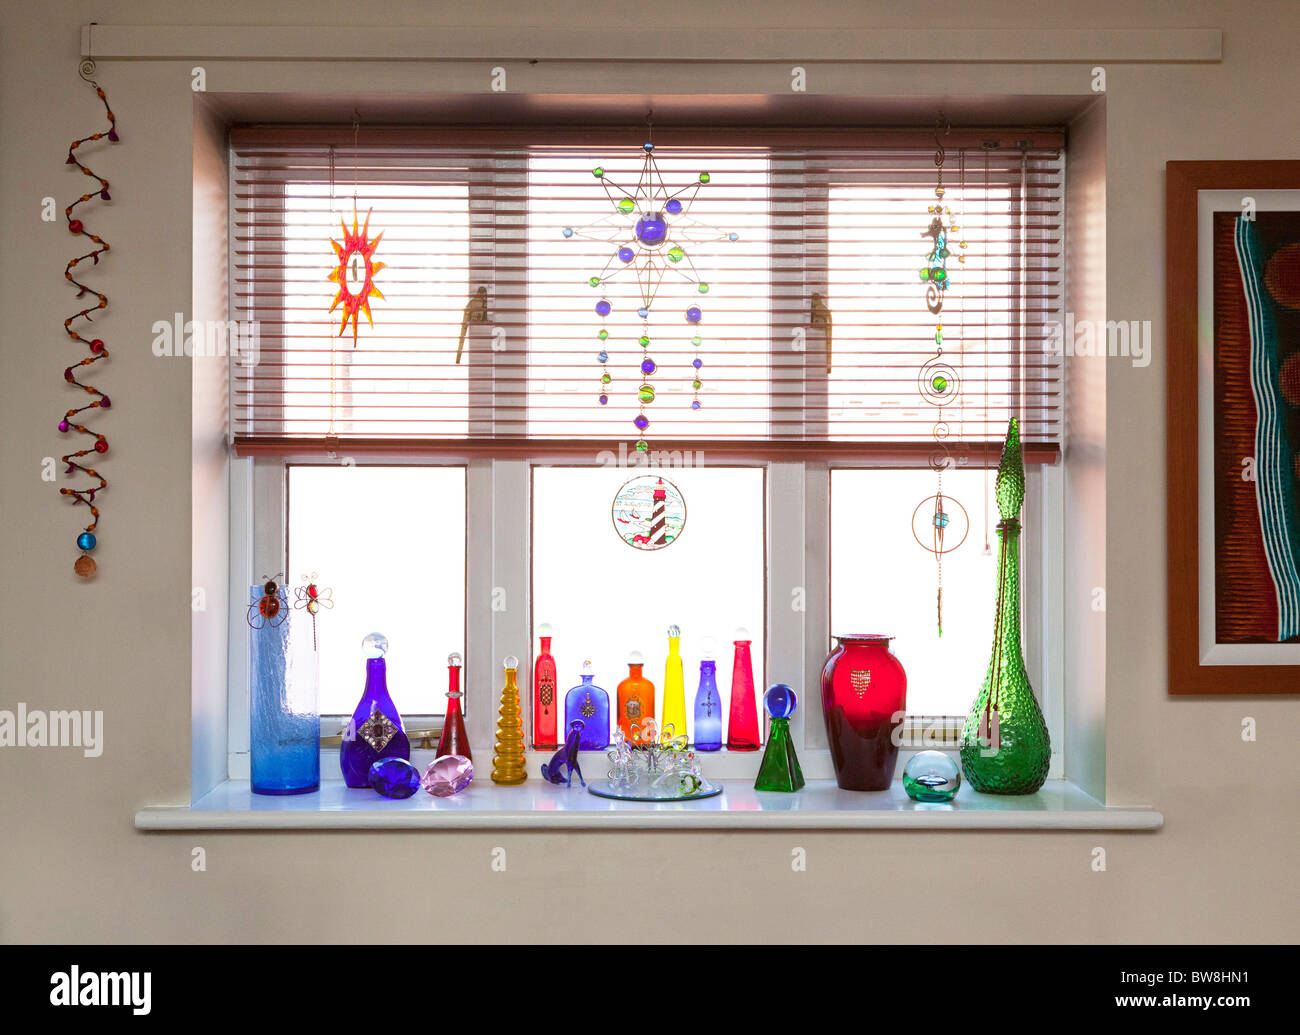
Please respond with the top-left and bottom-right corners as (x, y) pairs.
(754, 684), (805, 793)
(959, 418), (1051, 793)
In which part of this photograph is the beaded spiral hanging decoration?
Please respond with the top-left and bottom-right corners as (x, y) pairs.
(562, 131), (736, 454)
(59, 60), (119, 579)
(912, 120), (969, 635)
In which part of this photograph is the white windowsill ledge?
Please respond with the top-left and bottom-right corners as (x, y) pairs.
(135, 779), (1162, 831)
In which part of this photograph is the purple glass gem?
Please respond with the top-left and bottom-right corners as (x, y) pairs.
(634, 414), (650, 431)
(595, 299), (612, 317)
(691, 400), (702, 410)
(666, 198), (682, 215)
(598, 394), (609, 405)
(686, 306), (702, 323)
(618, 246), (634, 263)
(422, 754), (474, 797)
(635, 215), (667, 246)
(640, 357), (656, 375)
(692, 358), (703, 369)
(58, 420), (70, 433)
(369, 757), (421, 799)
(107, 129), (119, 142)
(99, 395), (111, 409)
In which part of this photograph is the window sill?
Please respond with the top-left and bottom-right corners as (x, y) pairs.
(135, 778), (1161, 831)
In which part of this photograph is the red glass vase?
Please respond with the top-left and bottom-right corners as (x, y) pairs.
(726, 634), (760, 751)
(820, 634), (907, 790)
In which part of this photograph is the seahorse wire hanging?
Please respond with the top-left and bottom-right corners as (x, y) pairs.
(912, 118), (970, 636)
(562, 118), (738, 454)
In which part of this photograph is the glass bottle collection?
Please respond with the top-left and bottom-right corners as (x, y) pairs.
(259, 422), (1049, 801)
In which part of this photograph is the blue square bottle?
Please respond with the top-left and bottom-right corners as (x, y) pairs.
(249, 585), (320, 795)
(564, 661), (610, 750)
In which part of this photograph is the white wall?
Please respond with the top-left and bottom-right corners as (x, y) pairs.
(2, 0), (1298, 943)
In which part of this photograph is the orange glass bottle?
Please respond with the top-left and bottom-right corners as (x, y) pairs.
(616, 650), (655, 742)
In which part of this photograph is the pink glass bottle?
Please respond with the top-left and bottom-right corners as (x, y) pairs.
(726, 628), (760, 751)
(532, 622), (559, 749)
(436, 652), (471, 763)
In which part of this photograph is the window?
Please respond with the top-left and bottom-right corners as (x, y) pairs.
(830, 467), (1004, 717)
(286, 465), (466, 718)
(226, 124), (1065, 786)
(532, 466), (766, 730)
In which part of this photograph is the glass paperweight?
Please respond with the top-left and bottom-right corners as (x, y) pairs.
(564, 661), (610, 750)
(754, 684), (805, 793)
(423, 754), (474, 797)
(340, 632), (410, 788)
(586, 720), (722, 801)
(369, 757), (421, 799)
(903, 750), (961, 803)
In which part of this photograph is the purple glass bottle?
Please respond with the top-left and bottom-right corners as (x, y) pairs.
(340, 632), (410, 788)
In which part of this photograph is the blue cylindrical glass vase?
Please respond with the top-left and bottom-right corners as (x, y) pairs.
(249, 586), (320, 795)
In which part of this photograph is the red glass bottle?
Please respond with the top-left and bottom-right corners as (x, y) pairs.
(821, 634), (907, 790)
(726, 630), (760, 751)
(532, 623), (559, 749)
(436, 652), (471, 762)
(616, 651), (655, 742)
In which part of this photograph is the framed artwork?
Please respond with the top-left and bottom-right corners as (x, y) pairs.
(1167, 160), (1300, 694)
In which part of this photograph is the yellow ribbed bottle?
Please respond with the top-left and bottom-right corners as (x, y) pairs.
(491, 655), (528, 785)
(661, 625), (688, 742)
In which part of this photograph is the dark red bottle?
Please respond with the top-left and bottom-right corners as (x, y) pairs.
(436, 652), (471, 762)
(532, 623), (559, 749)
(821, 634), (907, 790)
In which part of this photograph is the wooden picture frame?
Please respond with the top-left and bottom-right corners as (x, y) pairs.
(1166, 160), (1300, 694)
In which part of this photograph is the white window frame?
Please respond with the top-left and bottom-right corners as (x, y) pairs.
(226, 454), (1063, 782)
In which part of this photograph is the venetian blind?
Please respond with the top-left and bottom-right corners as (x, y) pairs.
(230, 127), (1064, 462)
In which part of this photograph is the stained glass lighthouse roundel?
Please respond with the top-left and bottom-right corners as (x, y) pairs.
(611, 474), (686, 551)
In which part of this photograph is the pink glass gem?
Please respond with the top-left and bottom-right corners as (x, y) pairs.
(58, 420), (70, 433)
(422, 754), (473, 797)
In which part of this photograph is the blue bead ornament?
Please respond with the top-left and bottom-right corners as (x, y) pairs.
(635, 216), (667, 246)
(562, 227), (573, 238)
(618, 246), (634, 263)
(595, 300), (611, 317)
(598, 394), (609, 405)
(691, 400), (702, 410)
(641, 358), (656, 375)
(597, 350), (608, 363)
(634, 415), (650, 431)
(77, 532), (97, 551)
(665, 198), (682, 215)
(692, 358), (703, 369)
(686, 306), (702, 323)
(764, 683), (797, 719)
(637, 307), (649, 319)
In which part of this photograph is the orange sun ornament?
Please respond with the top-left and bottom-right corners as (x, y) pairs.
(328, 207), (385, 344)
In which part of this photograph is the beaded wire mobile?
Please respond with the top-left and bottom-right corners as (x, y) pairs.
(59, 58), (119, 579)
(562, 120), (738, 455)
(911, 118), (970, 635)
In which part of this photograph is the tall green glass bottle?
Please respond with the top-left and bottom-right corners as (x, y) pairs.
(959, 418), (1051, 793)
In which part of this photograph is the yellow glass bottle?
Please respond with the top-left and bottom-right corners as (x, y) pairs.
(661, 624), (688, 742)
(491, 654), (528, 785)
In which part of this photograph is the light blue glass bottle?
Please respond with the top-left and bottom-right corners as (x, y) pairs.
(564, 661), (610, 750)
(249, 584), (320, 795)
(693, 645), (723, 751)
